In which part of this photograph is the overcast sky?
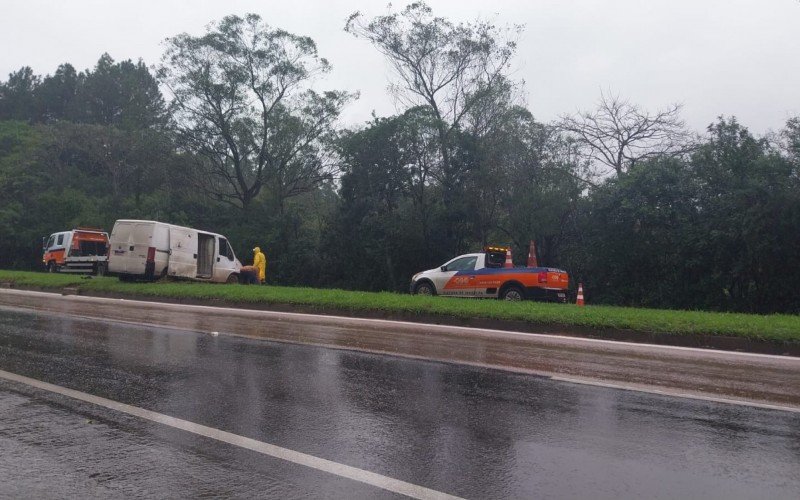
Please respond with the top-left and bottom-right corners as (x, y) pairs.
(1, 0), (798, 134)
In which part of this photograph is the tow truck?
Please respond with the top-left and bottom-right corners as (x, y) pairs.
(410, 245), (569, 301)
(42, 228), (110, 275)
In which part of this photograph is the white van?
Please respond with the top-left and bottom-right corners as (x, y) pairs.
(108, 220), (242, 283)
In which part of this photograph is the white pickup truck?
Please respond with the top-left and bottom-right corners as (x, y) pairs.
(410, 247), (569, 301)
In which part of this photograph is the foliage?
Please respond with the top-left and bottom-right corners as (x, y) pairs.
(569, 118), (800, 313)
(0, 6), (798, 315)
(560, 92), (694, 177)
(346, 2), (521, 254)
(159, 13), (353, 210)
(0, 55), (168, 129)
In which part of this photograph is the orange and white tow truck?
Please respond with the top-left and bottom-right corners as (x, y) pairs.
(410, 245), (569, 302)
(42, 228), (110, 275)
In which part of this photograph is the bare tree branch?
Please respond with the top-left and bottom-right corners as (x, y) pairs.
(559, 91), (696, 177)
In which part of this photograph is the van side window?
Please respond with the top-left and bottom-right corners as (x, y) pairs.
(56, 234), (64, 246)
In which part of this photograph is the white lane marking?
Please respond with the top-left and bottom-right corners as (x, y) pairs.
(548, 375), (800, 414)
(1, 288), (796, 361)
(0, 369), (462, 500)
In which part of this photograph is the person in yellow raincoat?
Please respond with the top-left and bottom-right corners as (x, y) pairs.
(252, 247), (267, 284)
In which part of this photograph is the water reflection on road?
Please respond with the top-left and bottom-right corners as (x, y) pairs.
(0, 308), (799, 499)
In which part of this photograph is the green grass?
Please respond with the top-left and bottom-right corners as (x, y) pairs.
(1, 270), (799, 343)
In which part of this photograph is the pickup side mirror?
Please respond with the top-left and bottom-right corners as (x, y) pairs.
(41, 237), (46, 250)
(440, 265), (447, 272)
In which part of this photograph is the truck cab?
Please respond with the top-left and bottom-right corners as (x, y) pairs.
(410, 247), (569, 301)
(42, 229), (109, 274)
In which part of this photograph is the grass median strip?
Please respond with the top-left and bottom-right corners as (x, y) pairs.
(1, 270), (798, 343)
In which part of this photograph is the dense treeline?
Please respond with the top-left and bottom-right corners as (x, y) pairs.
(1, 4), (798, 313)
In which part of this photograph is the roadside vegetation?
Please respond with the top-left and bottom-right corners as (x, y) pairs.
(1, 3), (798, 315)
(2, 270), (798, 344)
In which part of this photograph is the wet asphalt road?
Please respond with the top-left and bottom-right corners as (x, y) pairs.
(2, 289), (799, 410)
(1, 307), (800, 499)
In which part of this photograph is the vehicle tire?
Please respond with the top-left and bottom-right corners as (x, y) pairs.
(500, 285), (525, 301)
(47, 261), (58, 273)
(96, 263), (106, 277)
(226, 273), (239, 284)
(413, 281), (435, 296)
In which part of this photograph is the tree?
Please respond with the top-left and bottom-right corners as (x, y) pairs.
(560, 92), (694, 177)
(572, 158), (703, 308)
(346, 2), (520, 198)
(782, 116), (800, 166)
(0, 57), (168, 129)
(690, 117), (800, 312)
(78, 54), (168, 130)
(159, 13), (353, 210)
(35, 63), (80, 122)
(0, 67), (40, 120)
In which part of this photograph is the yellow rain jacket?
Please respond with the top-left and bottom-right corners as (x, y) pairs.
(252, 247), (267, 283)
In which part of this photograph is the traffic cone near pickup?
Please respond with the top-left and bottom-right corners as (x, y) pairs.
(527, 240), (538, 268)
(504, 248), (513, 268)
(576, 283), (585, 306)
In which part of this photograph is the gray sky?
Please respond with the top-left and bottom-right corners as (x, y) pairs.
(1, 0), (798, 134)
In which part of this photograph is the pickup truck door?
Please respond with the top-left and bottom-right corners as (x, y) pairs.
(436, 255), (479, 296)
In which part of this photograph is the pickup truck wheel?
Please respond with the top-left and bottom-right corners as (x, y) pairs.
(414, 281), (435, 296)
(226, 273), (239, 284)
(501, 285), (525, 301)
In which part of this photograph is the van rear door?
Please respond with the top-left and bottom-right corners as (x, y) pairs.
(109, 222), (135, 273)
(168, 226), (197, 278)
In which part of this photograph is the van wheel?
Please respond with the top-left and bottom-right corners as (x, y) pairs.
(47, 262), (58, 273)
(226, 273), (239, 284)
(501, 285), (525, 301)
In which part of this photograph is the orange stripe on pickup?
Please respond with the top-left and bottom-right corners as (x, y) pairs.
(444, 270), (569, 290)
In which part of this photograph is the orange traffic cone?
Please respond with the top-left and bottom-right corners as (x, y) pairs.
(504, 248), (513, 268)
(527, 240), (538, 268)
(576, 283), (585, 306)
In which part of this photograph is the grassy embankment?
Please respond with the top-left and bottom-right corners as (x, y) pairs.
(1, 270), (799, 343)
